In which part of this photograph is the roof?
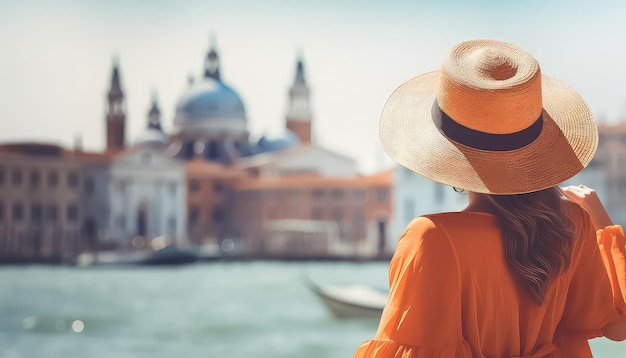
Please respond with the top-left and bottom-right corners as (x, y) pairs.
(237, 144), (355, 169)
(175, 78), (246, 122)
(232, 170), (392, 190)
(186, 158), (249, 179)
(598, 122), (626, 132)
(0, 142), (112, 164)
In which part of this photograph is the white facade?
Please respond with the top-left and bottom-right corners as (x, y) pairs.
(391, 165), (467, 249)
(107, 148), (187, 249)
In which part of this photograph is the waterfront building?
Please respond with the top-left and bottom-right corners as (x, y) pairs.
(565, 122), (626, 225)
(77, 65), (188, 253)
(0, 143), (85, 262)
(185, 159), (247, 250)
(231, 170), (393, 258)
(0, 37), (393, 261)
(224, 57), (393, 258)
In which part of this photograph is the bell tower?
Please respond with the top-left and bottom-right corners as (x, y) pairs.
(286, 55), (312, 144)
(106, 57), (126, 152)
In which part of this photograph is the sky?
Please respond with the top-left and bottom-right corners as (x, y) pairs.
(2, 0), (626, 174)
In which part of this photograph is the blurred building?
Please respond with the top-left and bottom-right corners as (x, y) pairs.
(0, 39), (393, 262)
(230, 169), (393, 258)
(0, 143), (85, 262)
(565, 122), (626, 225)
(391, 166), (467, 250)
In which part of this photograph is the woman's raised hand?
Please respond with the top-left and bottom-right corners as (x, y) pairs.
(561, 184), (614, 230)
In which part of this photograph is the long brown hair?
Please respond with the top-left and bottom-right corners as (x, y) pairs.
(481, 186), (575, 304)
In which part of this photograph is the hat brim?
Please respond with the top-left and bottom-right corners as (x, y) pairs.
(380, 71), (598, 194)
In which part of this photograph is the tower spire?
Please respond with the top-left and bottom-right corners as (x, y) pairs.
(204, 34), (221, 81)
(148, 90), (162, 131)
(294, 51), (306, 86)
(286, 53), (312, 144)
(106, 55), (126, 151)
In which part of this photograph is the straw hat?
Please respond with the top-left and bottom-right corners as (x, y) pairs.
(380, 39), (598, 194)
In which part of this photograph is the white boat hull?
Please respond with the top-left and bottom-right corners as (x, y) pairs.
(307, 279), (387, 320)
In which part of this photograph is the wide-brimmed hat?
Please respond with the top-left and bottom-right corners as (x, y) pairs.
(380, 39), (598, 194)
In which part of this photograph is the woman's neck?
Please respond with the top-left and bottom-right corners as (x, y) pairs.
(463, 191), (494, 214)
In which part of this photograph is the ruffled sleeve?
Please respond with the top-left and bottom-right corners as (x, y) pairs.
(557, 210), (626, 342)
(596, 225), (626, 317)
(353, 217), (470, 357)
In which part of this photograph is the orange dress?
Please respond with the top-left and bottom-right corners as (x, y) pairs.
(353, 205), (626, 357)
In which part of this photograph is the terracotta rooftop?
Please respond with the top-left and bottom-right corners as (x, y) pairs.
(232, 169), (392, 190)
(186, 158), (249, 179)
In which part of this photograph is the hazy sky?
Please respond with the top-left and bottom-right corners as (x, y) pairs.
(2, 0), (626, 173)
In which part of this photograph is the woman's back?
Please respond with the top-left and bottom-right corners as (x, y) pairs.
(356, 202), (622, 357)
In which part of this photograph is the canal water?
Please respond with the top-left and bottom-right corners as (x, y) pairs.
(0, 262), (624, 357)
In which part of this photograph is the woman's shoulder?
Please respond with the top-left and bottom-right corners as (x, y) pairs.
(412, 211), (497, 227)
(402, 212), (496, 240)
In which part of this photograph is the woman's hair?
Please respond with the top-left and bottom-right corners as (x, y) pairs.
(482, 186), (575, 304)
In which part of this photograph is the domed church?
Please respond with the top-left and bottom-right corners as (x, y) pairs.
(168, 45), (253, 163)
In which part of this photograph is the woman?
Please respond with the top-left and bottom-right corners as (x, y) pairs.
(354, 39), (626, 357)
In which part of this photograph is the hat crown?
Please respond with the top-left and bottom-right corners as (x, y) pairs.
(476, 50), (517, 80)
(437, 40), (543, 134)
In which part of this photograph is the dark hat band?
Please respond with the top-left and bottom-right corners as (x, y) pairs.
(432, 101), (544, 151)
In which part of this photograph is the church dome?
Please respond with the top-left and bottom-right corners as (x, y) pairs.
(173, 45), (247, 135)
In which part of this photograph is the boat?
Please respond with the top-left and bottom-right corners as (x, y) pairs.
(305, 277), (387, 319)
(75, 244), (198, 267)
(140, 244), (198, 265)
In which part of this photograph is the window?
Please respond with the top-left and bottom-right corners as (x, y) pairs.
(0, 202), (4, 221)
(168, 216), (177, 234)
(312, 208), (323, 220)
(312, 188), (325, 198)
(189, 179), (200, 193)
(169, 182), (177, 196)
(84, 218), (96, 237)
(353, 209), (365, 231)
(31, 204), (43, 223)
(353, 189), (366, 202)
(84, 177), (95, 194)
(46, 205), (58, 221)
(189, 207), (200, 226)
(30, 170), (40, 188)
(331, 189), (344, 199)
(332, 208), (343, 223)
(12, 203), (23, 221)
(213, 181), (223, 193)
(376, 188), (389, 202)
(213, 208), (223, 222)
(48, 171), (58, 188)
(11, 169), (22, 186)
(0, 167), (5, 186)
(68, 171), (79, 188)
(207, 141), (219, 160)
(66, 204), (79, 221)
